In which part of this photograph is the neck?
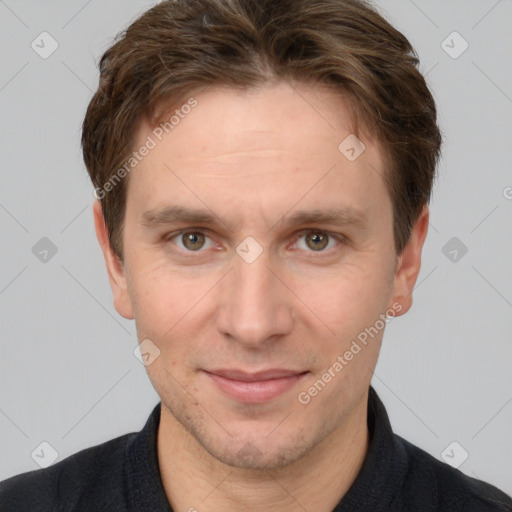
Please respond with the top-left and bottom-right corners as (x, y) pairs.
(157, 396), (370, 512)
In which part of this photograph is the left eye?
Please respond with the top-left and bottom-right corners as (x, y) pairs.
(167, 229), (341, 254)
(292, 230), (341, 253)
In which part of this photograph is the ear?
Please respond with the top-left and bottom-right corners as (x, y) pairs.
(93, 200), (134, 319)
(388, 205), (429, 316)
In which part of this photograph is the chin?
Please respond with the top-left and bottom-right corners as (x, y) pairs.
(208, 442), (308, 471)
(193, 425), (319, 472)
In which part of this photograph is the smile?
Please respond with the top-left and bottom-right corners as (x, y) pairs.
(202, 369), (309, 404)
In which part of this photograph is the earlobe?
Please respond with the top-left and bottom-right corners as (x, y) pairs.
(92, 200), (134, 320)
(388, 206), (430, 316)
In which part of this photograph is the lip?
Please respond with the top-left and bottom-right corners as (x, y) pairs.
(203, 369), (308, 404)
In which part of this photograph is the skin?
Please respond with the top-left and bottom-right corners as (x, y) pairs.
(94, 81), (429, 512)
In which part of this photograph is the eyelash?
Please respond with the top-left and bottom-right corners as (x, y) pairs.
(163, 228), (345, 258)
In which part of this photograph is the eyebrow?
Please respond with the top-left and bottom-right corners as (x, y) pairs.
(140, 205), (367, 231)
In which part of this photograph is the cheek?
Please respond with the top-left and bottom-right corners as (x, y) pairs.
(125, 258), (183, 336)
(126, 257), (219, 359)
(291, 258), (394, 338)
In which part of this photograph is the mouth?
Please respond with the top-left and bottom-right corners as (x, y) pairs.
(202, 368), (309, 404)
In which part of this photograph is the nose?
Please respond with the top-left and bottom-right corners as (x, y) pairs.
(215, 247), (294, 349)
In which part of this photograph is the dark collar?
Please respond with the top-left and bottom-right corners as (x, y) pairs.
(125, 402), (172, 511)
(125, 386), (406, 512)
(333, 386), (408, 511)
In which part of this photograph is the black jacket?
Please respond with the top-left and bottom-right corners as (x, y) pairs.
(1, 387), (511, 511)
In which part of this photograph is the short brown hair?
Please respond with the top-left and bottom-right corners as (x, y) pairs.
(82, 0), (442, 259)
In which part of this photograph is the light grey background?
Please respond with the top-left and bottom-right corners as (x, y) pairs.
(1, 0), (511, 497)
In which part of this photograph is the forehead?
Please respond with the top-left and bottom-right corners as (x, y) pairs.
(135, 82), (378, 162)
(126, 81), (390, 230)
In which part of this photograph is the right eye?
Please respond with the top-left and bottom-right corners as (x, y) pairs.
(165, 230), (216, 253)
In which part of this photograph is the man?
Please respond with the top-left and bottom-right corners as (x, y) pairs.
(1, 0), (511, 510)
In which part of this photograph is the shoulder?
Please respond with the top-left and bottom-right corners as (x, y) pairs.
(0, 432), (135, 512)
(395, 435), (512, 511)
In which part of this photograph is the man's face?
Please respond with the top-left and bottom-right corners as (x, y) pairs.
(96, 82), (423, 470)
